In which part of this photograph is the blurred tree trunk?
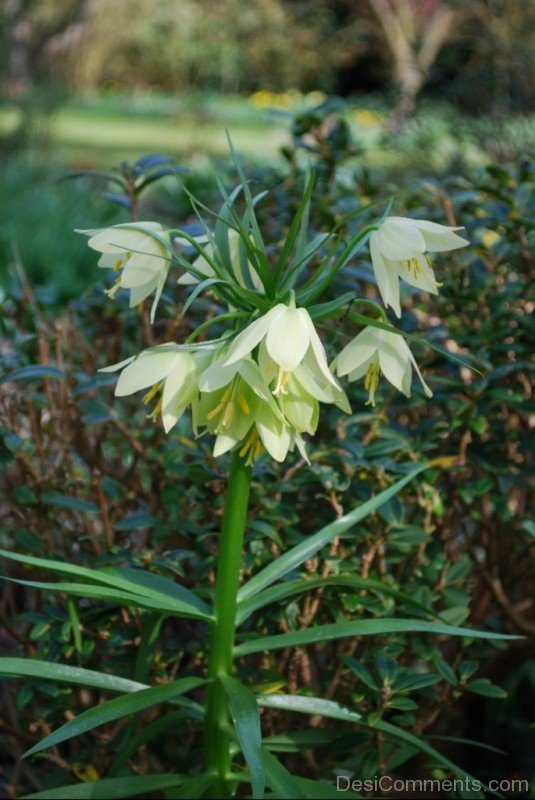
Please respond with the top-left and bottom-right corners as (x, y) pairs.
(366, 0), (460, 128)
(3, 0), (32, 97)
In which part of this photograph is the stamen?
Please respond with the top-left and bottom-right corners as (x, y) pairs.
(364, 361), (381, 406)
(273, 367), (292, 396)
(238, 394), (250, 414)
(113, 258), (124, 272)
(207, 402), (225, 421)
(143, 381), (162, 406)
(239, 427), (262, 465)
(105, 277), (121, 299)
(221, 401), (235, 429)
(405, 257), (421, 277)
(147, 397), (163, 421)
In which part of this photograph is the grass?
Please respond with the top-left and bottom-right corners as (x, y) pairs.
(0, 93), (289, 167)
(4, 89), (529, 171)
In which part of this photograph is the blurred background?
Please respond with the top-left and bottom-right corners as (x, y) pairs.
(1, 0), (534, 301)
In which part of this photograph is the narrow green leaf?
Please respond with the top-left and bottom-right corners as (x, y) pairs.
(263, 729), (344, 753)
(22, 774), (187, 800)
(183, 277), (225, 313)
(165, 774), (213, 799)
(0, 550), (212, 620)
(262, 749), (306, 799)
(275, 172), (315, 282)
(0, 365), (65, 384)
(237, 466), (426, 603)
(256, 695), (482, 788)
(0, 658), (146, 693)
(110, 711), (200, 775)
(5, 578), (186, 615)
(257, 694), (363, 725)
(235, 619), (517, 657)
(23, 678), (205, 757)
(236, 575), (443, 626)
(308, 292), (356, 322)
(220, 675), (264, 799)
(109, 568), (213, 618)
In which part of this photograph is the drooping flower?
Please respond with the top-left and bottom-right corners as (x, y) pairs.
(370, 216), (468, 317)
(334, 326), (432, 406)
(197, 357), (293, 463)
(178, 228), (263, 292)
(222, 302), (340, 397)
(100, 344), (209, 433)
(78, 222), (172, 321)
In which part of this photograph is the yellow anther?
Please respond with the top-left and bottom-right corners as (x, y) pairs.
(239, 427), (262, 465)
(143, 383), (161, 406)
(364, 361), (381, 406)
(274, 368), (292, 396)
(221, 401), (235, 429)
(113, 258), (124, 272)
(207, 385), (235, 425)
(405, 257), (421, 277)
(207, 401), (225, 421)
(237, 394), (250, 414)
(239, 429), (256, 458)
(147, 397), (163, 421)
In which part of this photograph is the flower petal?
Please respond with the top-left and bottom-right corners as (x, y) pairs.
(86, 223), (164, 255)
(266, 307), (310, 371)
(223, 305), (286, 366)
(335, 327), (377, 377)
(410, 220), (469, 252)
(115, 349), (178, 396)
(407, 348), (433, 398)
(213, 433), (240, 457)
(120, 255), (167, 287)
(376, 331), (410, 394)
(370, 236), (401, 316)
(129, 280), (157, 307)
(256, 405), (291, 462)
(99, 356), (136, 373)
(377, 217), (425, 260)
(301, 311), (339, 387)
(397, 254), (438, 294)
(199, 358), (241, 393)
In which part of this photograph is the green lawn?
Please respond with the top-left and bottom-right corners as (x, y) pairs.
(0, 94), (289, 166)
(2, 91), (517, 172)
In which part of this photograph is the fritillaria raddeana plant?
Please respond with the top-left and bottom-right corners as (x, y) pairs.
(1, 171), (515, 800)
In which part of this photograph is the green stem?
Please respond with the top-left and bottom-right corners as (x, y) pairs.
(205, 451), (252, 798)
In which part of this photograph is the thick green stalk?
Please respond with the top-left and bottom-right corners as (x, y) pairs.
(205, 451), (252, 798)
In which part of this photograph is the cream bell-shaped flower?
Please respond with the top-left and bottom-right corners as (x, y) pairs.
(335, 326), (432, 406)
(100, 345), (208, 433)
(222, 302), (339, 398)
(197, 357), (293, 464)
(78, 222), (172, 322)
(370, 216), (468, 317)
(178, 229), (263, 293)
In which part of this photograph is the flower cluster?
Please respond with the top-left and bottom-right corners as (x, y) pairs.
(82, 206), (468, 464)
